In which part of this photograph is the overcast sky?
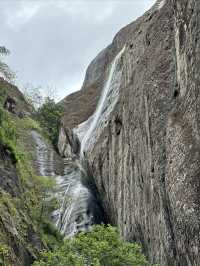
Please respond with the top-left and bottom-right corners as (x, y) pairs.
(0, 0), (155, 100)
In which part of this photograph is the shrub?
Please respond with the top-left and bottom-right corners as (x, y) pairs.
(35, 97), (64, 147)
(33, 225), (149, 266)
(0, 244), (10, 266)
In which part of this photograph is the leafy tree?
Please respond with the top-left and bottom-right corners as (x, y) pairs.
(21, 85), (63, 146)
(33, 225), (149, 266)
(35, 97), (64, 147)
(0, 46), (15, 81)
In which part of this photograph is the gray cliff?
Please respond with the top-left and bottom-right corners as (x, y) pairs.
(59, 0), (200, 265)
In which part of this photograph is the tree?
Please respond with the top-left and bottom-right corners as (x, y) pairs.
(0, 46), (15, 81)
(35, 97), (64, 147)
(33, 225), (149, 266)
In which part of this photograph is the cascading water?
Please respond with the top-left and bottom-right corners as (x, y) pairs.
(31, 130), (103, 237)
(80, 46), (125, 156)
(55, 46), (126, 237)
(31, 130), (55, 176)
(53, 161), (103, 237)
(32, 46), (125, 238)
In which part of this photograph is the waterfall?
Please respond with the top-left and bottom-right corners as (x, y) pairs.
(31, 130), (103, 237)
(80, 46), (125, 156)
(31, 130), (55, 176)
(53, 161), (103, 237)
(31, 47), (125, 238)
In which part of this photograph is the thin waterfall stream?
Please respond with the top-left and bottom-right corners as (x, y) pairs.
(80, 46), (125, 156)
(32, 46), (125, 238)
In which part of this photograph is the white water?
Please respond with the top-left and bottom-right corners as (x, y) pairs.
(31, 130), (55, 176)
(53, 163), (97, 237)
(80, 46), (126, 156)
(74, 115), (93, 142)
(156, 0), (166, 10)
(31, 47), (126, 238)
(31, 130), (103, 237)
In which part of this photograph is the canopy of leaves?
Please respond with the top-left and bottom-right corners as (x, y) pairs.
(35, 97), (64, 147)
(33, 225), (149, 266)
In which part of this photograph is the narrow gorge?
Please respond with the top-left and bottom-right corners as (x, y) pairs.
(32, 126), (104, 238)
(1, 0), (200, 265)
(58, 0), (200, 265)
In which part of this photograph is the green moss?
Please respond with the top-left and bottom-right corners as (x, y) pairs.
(16, 116), (49, 140)
(0, 88), (7, 106)
(0, 106), (61, 265)
(0, 243), (10, 266)
(41, 220), (63, 250)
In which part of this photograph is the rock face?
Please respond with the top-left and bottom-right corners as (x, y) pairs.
(60, 0), (200, 265)
(0, 78), (33, 116)
(0, 81), (52, 266)
(58, 125), (80, 158)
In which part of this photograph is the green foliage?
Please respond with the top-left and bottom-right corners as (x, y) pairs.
(34, 175), (58, 220)
(30, 175), (62, 250)
(0, 88), (6, 105)
(35, 97), (64, 147)
(0, 106), (62, 261)
(19, 117), (42, 132)
(0, 107), (19, 164)
(33, 225), (149, 266)
(0, 244), (10, 266)
(41, 220), (63, 250)
(16, 116), (49, 144)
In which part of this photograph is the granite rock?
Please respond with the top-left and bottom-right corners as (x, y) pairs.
(60, 0), (200, 265)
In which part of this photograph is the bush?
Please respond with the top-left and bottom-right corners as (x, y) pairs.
(35, 97), (64, 147)
(0, 244), (10, 266)
(0, 100), (62, 263)
(33, 225), (149, 266)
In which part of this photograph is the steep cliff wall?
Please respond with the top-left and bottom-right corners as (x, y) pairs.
(0, 84), (42, 265)
(87, 1), (178, 265)
(60, 0), (200, 265)
(0, 80), (62, 265)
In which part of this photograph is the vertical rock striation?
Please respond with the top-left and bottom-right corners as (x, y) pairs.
(59, 0), (200, 265)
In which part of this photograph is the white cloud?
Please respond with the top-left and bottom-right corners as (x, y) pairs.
(0, 0), (155, 100)
(4, 2), (42, 31)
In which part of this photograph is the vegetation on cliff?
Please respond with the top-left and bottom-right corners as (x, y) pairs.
(35, 97), (64, 147)
(0, 100), (149, 265)
(0, 51), (151, 265)
(0, 89), (62, 265)
(20, 85), (64, 148)
(33, 225), (148, 266)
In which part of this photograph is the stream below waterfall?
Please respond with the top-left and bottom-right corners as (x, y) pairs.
(31, 130), (104, 238)
(31, 46), (125, 238)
